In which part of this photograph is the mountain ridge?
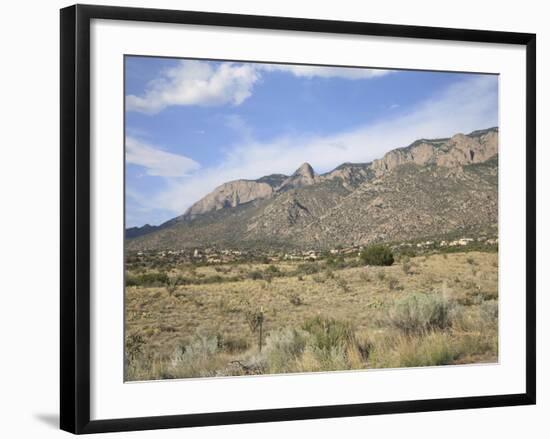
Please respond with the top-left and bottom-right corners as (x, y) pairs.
(127, 127), (498, 249)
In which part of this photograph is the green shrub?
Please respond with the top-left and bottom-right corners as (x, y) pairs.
(166, 276), (178, 296)
(302, 316), (356, 352)
(360, 245), (394, 266)
(265, 265), (280, 275)
(125, 271), (169, 287)
(263, 329), (308, 373)
(218, 335), (250, 353)
(296, 263), (321, 275)
(325, 256), (348, 269)
(387, 293), (454, 335)
(248, 270), (264, 280)
(170, 333), (220, 377)
(480, 299), (498, 321)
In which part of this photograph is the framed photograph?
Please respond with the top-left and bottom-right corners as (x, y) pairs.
(60, 4), (536, 434)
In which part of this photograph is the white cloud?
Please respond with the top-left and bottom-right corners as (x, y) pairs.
(126, 61), (390, 114)
(126, 60), (261, 114)
(132, 74), (498, 224)
(126, 136), (200, 177)
(258, 64), (391, 79)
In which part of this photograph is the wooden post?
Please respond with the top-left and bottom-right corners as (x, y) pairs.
(259, 306), (264, 352)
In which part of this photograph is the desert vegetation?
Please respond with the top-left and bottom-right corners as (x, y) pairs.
(123, 64), (500, 383)
(125, 244), (498, 381)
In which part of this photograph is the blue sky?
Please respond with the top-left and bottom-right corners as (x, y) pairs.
(125, 56), (498, 227)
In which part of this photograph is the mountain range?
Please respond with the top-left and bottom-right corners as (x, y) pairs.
(126, 127), (498, 251)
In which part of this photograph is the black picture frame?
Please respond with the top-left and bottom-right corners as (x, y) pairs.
(60, 4), (536, 434)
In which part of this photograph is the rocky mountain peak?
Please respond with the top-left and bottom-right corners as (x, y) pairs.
(277, 162), (318, 192)
(294, 162), (315, 178)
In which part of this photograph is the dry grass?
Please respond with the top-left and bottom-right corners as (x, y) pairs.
(125, 251), (498, 380)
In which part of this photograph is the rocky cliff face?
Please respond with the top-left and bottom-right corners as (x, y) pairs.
(371, 128), (498, 175)
(321, 162), (374, 189)
(435, 129), (498, 167)
(183, 180), (275, 219)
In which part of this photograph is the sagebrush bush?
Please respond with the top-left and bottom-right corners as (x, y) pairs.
(262, 328), (308, 373)
(451, 300), (497, 334)
(166, 276), (178, 296)
(296, 263), (322, 275)
(480, 299), (499, 321)
(265, 328), (307, 356)
(302, 316), (356, 352)
(265, 265), (280, 274)
(360, 245), (394, 266)
(170, 333), (220, 377)
(387, 293), (454, 335)
(248, 270), (264, 280)
(218, 334), (250, 353)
